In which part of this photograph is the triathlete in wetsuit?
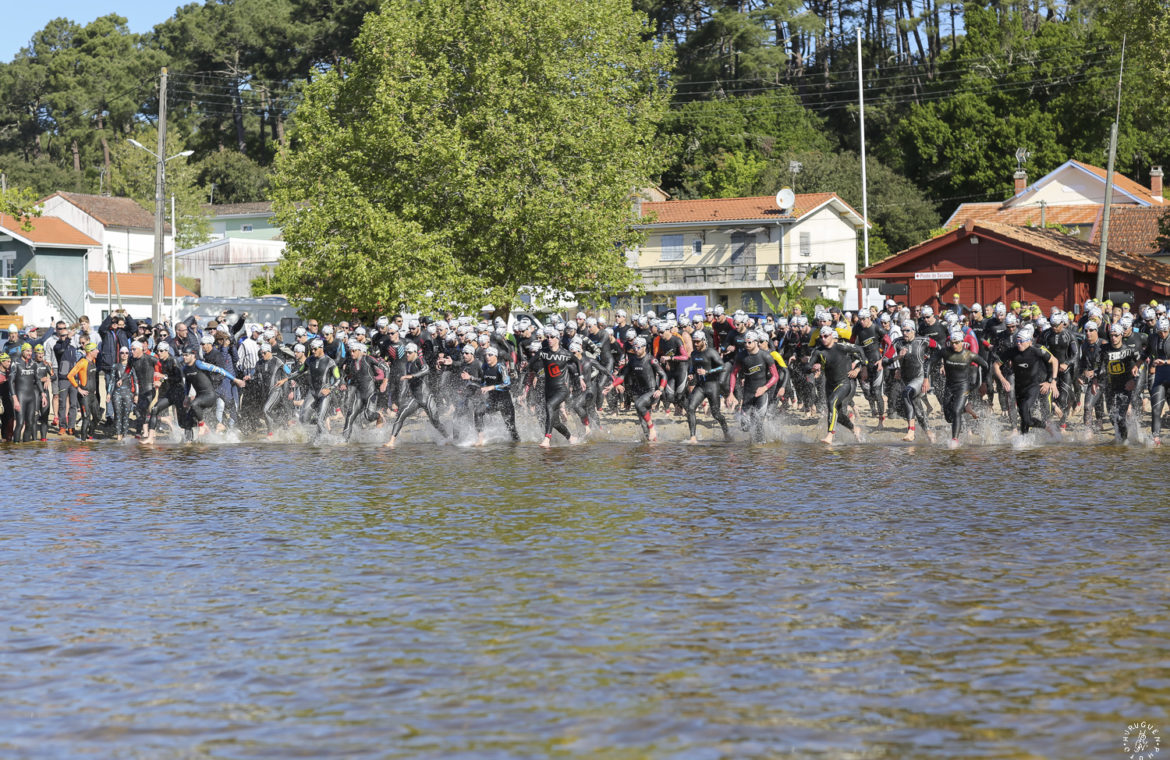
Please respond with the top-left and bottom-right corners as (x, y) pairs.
(289, 338), (341, 437)
(851, 312), (887, 425)
(341, 341), (387, 441)
(66, 342), (101, 441)
(474, 346), (520, 445)
(729, 330), (780, 443)
(142, 343), (185, 444)
(807, 327), (865, 444)
(938, 331), (990, 446)
(385, 342), (449, 448)
(610, 335), (666, 442)
(993, 331), (1058, 436)
(685, 331), (729, 443)
(1041, 313), (1080, 430)
(885, 321), (936, 443)
(1098, 323), (1143, 443)
(108, 347), (136, 440)
(1146, 317), (1170, 445)
(9, 344), (46, 443)
(525, 331), (580, 448)
(180, 346), (245, 439)
(252, 342), (293, 436)
(32, 344), (52, 440)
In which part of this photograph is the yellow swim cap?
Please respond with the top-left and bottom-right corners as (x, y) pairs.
(1011, 300), (1021, 309)
(84, 341), (98, 352)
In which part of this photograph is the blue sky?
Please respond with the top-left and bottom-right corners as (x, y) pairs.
(2, 0), (175, 62)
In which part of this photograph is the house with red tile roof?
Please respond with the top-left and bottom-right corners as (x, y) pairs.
(859, 219), (1170, 313)
(38, 192), (174, 272)
(84, 272), (196, 322)
(0, 212), (102, 323)
(631, 192), (867, 312)
(943, 161), (1168, 257)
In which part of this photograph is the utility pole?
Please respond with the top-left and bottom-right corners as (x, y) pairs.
(857, 28), (871, 310)
(1096, 37), (1125, 301)
(171, 194), (177, 323)
(152, 67), (168, 324)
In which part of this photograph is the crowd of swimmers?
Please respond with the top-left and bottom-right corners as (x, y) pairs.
(1, 293), (1169, 448)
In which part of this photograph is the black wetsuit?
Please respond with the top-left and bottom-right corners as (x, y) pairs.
(1146, 332), (1170, 438)
(529, 347), (577, 441)
(808, 342), (864, 435)
(615, 351), (666, 437)
(291, 354), (341, 435)
(885, 336), (936, 433)
(1099, 342), (1142, 441)
(182, 359), (238, 435)
(731, 349), (779, 441)
(253, 355), (292, 435)
(148, 355), (186, 435)
(476, 360), (519, 440)
(1042, 328), (1080, 422)
(389, 357), (448, 439)
(656, 334), (687, 407)
(9, 357), (43, 442)
(852, 322), (887, 418)
(342, 354), (387, 440)
(939, 346), (989, 440)
(686, 346), (729, 439)
(108, 360), (136, 438)
(997, 345), (1054, 434)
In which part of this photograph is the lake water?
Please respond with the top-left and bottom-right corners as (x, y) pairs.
(2, 439), (1167, 759)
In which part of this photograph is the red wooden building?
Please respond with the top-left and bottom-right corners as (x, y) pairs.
(859, 220), (1170, 311)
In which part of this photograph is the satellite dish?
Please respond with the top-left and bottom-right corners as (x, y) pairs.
(776, 188), (795, 212)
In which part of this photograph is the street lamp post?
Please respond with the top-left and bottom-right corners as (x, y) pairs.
(127, 138), (193, 323)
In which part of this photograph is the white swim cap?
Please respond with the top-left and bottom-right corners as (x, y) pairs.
(819, 326), (835, 338)
(693, 331), (707, 343)
(633, 336), (647, 349)
(293, 343), (306, 354)
(310, 338), (324, 349)
(157, 342), (171, 353)
(322, 324), (334, 335)
(405, 342), (419, 352)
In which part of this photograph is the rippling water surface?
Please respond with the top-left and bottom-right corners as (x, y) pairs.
(2, 440), (1168, 759)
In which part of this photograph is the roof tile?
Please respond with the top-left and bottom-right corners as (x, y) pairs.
(640, 192), (859, 224)
(53, 192), (164, 231)
(88, 272), (196, 298)
(0, 213), (100, 247)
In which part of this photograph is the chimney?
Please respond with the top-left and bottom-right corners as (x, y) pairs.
(1151, 166), (1163, 201)
(1013, 170), (1027, 195)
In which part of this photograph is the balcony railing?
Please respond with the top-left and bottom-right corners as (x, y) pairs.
(0, 276), (46, 298)
(636, 262), (845, 291)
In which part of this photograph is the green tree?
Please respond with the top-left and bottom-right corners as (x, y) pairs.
(659, 90), (834, 199)
(269, 0), (672, 319)
(754, 150), (939, 261)
(0, 185), (42, 229)
(110, 126), (211, 249)
(196, 150), (270, 204)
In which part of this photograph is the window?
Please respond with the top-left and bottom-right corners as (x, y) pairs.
(0, 251), (14, 279)
(241, 224), (254, 232)
(799, 231), (811, 257)
(692, 239), (702, 256)
(660, 234), (684, 262)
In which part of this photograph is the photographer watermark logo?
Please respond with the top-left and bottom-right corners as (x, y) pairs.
(1123, 721), (1161, 760)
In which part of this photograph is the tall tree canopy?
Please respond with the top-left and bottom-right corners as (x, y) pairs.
(268, 0), (673, 318)
(1, 0), (1168, 266)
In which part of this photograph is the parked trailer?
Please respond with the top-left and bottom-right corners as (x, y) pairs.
(173, 296), (305, 334)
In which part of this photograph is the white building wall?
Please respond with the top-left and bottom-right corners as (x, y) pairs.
(38, 196), (173, 272)
(782, 207), (858, 285)
(1023, 166), (1142, 207)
